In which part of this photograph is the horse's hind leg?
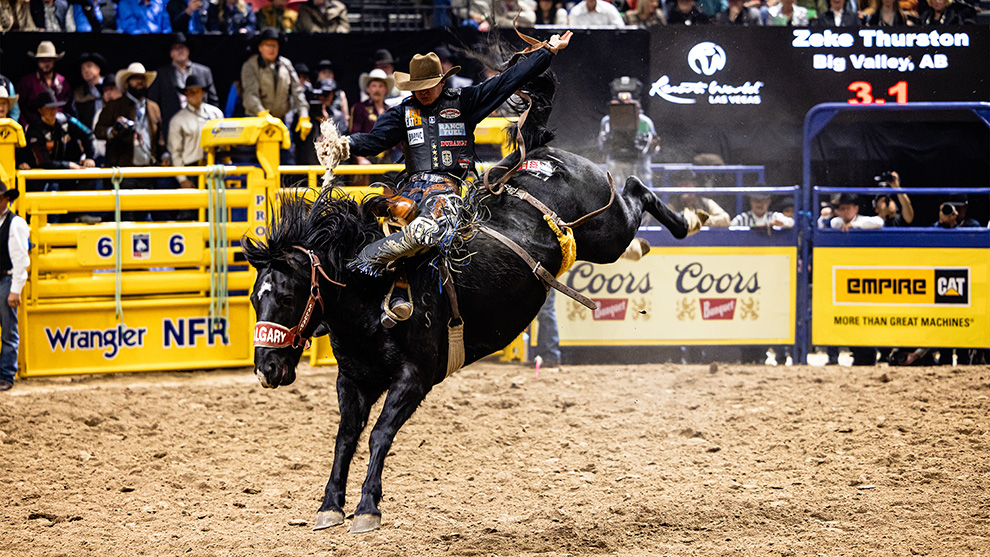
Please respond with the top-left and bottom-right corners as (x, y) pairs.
(350, 365), (429, 533)
(624, 176), (691, 239)
(314, 373), (380, 531)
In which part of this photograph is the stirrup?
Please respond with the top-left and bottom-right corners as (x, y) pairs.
(381, 281), (413, 328)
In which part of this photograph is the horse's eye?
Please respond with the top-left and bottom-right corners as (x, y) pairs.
(280, 295), (295, 307)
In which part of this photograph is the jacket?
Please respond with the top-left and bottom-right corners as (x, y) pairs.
(94, 96), (167, 166)
(240, 54), (308, 120)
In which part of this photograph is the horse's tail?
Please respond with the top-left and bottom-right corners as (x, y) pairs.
(505, 70), (557, 154)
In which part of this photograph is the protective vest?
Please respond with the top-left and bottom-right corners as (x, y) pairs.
(0, 212), (12, 274)
(400, 88), (475, 178)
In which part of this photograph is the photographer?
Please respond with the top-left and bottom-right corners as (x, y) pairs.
(95, 62), (169, 221)
(872, 170), (914, 227)
(933, 194), (981, 229)
(598, 77), (659, 188)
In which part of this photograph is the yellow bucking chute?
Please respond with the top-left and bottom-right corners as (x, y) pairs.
(542, 214), (576, 277)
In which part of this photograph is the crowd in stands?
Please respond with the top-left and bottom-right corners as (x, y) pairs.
(0, 0), (980, 33)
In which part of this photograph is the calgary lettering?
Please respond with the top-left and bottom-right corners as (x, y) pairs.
(675, 263), (760, 294)
(45, 324), (148, 359)
(566, 263), (652, 295)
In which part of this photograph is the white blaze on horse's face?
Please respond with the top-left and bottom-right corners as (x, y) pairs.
(258, 280), (273, 298)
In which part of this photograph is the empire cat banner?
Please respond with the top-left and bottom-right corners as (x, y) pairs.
(812, 248), (989, 348)
(556, 247), (796, 345)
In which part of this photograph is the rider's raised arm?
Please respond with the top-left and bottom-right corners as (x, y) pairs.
(347, 105), (406, 157)
(459, 47), (555, 124)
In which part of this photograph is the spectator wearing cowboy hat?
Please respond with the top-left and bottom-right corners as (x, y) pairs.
(349, 69), (399, 167)
(314, 59), (348, 122)
(342, 31), (574, 324)
(240, 28), (311, 144)
(16, 40), (72, 126)
(19, 90), (95, 174)
(294, 0), (349, 33)
(116, 0), (172, 33)
(167, 73), (223, 219)
(148, 32), (219, 139)
(0, 88), (18, 121)
(0, 183), (30, 393)
(72, 52), (109, 133)
(360, 49), (403, 103)
(95, 62), (169, 220)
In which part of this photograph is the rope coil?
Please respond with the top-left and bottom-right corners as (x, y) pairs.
(207, 165), (229, 329)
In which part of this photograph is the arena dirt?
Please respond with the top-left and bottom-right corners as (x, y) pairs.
(1, 360), (988, 556)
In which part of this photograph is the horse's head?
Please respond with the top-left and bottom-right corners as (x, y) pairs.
(242, 188), (378, 388)
(248, 247), (337, 388)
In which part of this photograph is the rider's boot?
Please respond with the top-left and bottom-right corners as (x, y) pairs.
(348, 215), (443, 277)
(381, 275), (413, 328)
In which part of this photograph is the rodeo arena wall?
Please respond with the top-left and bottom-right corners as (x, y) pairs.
(0, 26), (988, 376)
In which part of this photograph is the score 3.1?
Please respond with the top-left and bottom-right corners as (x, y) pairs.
(847, 81), (908, 105)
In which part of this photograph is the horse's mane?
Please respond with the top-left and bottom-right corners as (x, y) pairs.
(242, 188), (385, 280)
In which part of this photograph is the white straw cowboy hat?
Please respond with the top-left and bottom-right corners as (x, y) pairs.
(28, 40), (65, 60)
(393, 53), (460, 92)
(115, 62), (157, 91)
(0, 87), (18, 110)
(359, 68), (395, 93)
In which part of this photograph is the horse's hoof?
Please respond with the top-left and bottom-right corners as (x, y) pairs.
(313, 510), (345, 531)
(349, 514), (382, 533)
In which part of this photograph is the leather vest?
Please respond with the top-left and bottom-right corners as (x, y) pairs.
(400, 88), (475, 178)
(0, 212), (12, 274)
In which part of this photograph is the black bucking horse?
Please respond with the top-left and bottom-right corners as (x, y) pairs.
(242, 72), (700, 534)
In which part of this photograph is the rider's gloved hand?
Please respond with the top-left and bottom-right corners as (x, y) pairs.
(296, 116), (313, 141)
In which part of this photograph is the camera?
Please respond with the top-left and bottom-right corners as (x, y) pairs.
(113, 118), (136, 133)
(874, 170), (895, 187)
(940, 203), (957, 216)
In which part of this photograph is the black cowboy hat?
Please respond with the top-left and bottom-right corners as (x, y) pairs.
(316, 59), (334, 71)
(78, 52), (109, 72)
(294, 63), (312, 80)
(0, 184), (19, 202)
(33, 90), (66, 109)
(315, 78), (337, 95)
(170, 32), (189, 47)
(179, 73), (208, 92)
(373, 49), (396, 65)
(253, 28), (284, 48)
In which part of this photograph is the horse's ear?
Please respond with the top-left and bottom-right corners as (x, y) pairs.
(312, 321), (330, 338)
(241, 236), (269, 270)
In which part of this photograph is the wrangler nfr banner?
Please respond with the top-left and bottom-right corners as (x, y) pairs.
(812, 248), (989, 348)
(555, 247), (796, 345)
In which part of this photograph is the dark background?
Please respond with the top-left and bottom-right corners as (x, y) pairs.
(1, 26), (988, 223)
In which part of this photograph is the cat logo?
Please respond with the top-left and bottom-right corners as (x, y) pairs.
(934, 269), (968, 305)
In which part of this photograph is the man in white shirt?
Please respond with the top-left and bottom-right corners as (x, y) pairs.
(731, 192), (795, 228)
(167, 73), (223, 218)
(830, 193), (883, 231)
(568, 0), (626, 26)
(0, 184), (30, 392)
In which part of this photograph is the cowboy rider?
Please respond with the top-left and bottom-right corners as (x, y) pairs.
(338, 33), (573, 327)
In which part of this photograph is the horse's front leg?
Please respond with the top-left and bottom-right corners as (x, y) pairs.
(314, 371), (381, 530)
(350, 364), (430, 533)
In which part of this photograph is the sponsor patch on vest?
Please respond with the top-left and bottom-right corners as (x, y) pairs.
(438, 122), (466, 136)
(440, 140), (467, 147)
(407, 128), (425, 145)
(439, 108), (461, 119)
(405, 108), (422, 127)
(520, 159), (554, 179)
(429, 116), (436, 124)
(442, 151), (453, 166)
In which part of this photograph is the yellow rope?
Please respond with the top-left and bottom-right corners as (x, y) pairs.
(542, 215), (576, 277)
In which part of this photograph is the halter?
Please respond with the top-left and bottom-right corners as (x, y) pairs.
(254, 246), (345, 350)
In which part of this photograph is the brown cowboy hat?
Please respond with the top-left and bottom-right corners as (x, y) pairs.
(393, 52), (459, 92)
(28, 40), (65, 60)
